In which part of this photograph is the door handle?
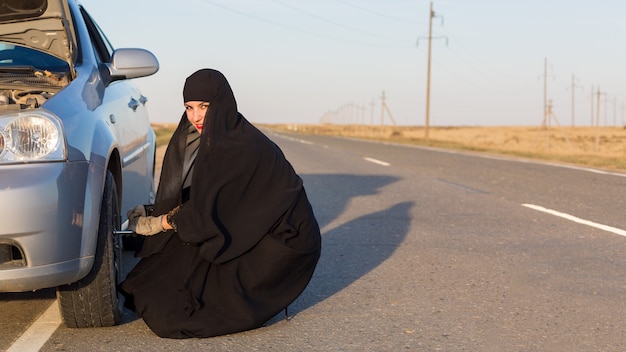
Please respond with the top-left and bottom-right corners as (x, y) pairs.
(128, 98), (139, 111)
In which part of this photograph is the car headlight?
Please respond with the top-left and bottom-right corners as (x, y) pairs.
(0, 111), (66, 163)
(0, 130), (5, 157)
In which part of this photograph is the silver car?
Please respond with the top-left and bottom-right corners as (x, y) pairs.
(0, 0), (158, 328)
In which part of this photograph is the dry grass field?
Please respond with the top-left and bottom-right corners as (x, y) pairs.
(153, 123), (626, 173)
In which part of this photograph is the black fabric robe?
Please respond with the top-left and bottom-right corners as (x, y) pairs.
(120, 69), (321, 338)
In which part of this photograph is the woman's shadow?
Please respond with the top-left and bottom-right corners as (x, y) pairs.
(271, 173), (413, 322)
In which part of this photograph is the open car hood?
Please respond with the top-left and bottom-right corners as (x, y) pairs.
(0, 0), (76, 67)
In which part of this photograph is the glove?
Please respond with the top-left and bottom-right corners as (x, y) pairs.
(128, 215), (165, 236)
(127, 205), (147, 222)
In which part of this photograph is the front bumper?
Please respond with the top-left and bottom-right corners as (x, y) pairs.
(0, 161), (91, 292)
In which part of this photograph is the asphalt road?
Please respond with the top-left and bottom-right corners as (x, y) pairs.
(3, 129), (626, 351)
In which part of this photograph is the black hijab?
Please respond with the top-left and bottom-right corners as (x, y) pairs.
(138, 69), (303, 264)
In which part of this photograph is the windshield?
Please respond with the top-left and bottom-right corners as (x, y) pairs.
(0, 0), (47, 21)
(0, 43), (69, 73)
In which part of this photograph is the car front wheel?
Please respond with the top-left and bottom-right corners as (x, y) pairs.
(56, 170), (122, 328)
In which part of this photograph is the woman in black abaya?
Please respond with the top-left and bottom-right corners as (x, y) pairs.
(120, 69), (322, 339)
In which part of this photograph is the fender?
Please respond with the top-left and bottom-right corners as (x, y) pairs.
(73, 118), (121, 280)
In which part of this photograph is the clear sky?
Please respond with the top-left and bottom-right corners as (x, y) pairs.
(79, 0), (626, 127)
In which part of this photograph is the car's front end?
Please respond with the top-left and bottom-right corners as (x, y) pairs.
(0, 0), (158, 299)
(0, 23), (88, 291)
(0, 159), (91, 291)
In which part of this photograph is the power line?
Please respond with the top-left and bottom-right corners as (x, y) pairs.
(272, 0), (405, 43)
(334, 0), (422, 25)
(201, 0), (413, 48)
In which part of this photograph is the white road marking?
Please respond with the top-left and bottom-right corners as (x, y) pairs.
(7, 301), (61, 352)
(364, 157), (390, 166)
(522, 203), (626, 237)
(291, 136), (318, 146)
(269, 132), (313, 145)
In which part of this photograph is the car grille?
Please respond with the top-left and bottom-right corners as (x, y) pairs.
(0, 243), (25, 268)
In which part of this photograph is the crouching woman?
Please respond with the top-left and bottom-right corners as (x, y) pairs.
(120, 68), (322, 339)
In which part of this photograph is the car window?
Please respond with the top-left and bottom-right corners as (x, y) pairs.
(79, 6), (113, 64)
(0, 43), (69, 72)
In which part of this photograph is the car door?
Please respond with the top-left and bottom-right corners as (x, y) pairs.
(80, 7), (153, 214)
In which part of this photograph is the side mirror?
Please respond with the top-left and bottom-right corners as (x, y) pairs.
(106, 48), (159, 82)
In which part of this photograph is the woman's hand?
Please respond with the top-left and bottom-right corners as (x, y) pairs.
(126, 204), (178, 235)
(127, 205), (147, 221)
(128, 215), (165, 236)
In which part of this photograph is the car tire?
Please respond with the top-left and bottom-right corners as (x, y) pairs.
(56, 170), (122, 328)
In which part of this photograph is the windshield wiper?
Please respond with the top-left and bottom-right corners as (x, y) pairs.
(0, 66), (36, 73)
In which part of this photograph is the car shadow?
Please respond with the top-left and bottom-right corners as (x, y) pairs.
(0, 288), (56, 301)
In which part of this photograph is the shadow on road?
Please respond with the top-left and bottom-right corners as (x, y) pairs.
(0, 288), (56, 301)
(275, 173), (412, 320)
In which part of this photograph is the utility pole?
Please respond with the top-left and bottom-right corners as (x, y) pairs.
(540, 57), (558, 129)
(568, 73), (583, 127)
(590, 84), (594, 126)
(613, 97), (617, 127)
(380, 91), (397, 126)
(543, 99), (571, 150)
(604, 93), (608, 126)
(543, 57), (548, 129)
(380, 92), (385, 125)
(595, 87), (604, 151)
(424, 1), (434, 138)
(417, 2), (446, 139)
(570, 74), (574, 127)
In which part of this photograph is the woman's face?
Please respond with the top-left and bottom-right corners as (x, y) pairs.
(184, 101), (210, 133)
